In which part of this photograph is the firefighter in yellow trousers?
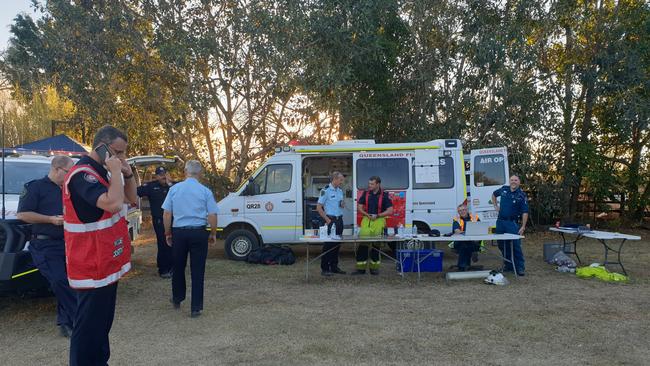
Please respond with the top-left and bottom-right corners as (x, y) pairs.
(353, 176), (393, 276)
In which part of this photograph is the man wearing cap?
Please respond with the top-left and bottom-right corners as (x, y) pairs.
(138, 166), (174, 278)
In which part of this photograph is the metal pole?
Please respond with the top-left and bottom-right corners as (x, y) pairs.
(2, 120), (6, 220)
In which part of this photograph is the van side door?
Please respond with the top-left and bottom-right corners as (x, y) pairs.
(244, 161), (298, 243)
(412, 149), (462, 234)
(353, 152), (411, 232)
(469, 147), (509, 225)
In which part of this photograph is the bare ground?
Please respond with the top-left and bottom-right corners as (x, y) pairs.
(1, 227), (649, 366)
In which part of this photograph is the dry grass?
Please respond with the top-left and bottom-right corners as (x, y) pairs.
(1, 227), (649, 366)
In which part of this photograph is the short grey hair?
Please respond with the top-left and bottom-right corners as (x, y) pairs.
(331, 171), (344, 181)
(51, 155), (73, 168)
(185, 160), (203, 176)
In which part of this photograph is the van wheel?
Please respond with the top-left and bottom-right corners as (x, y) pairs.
(225, 229), (259, 261)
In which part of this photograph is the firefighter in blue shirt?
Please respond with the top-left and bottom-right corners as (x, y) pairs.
(138, 166), (174, 278)
(17, 155), (76, 338)
(316, 171), (346, 277)
(492, 175), (529, 275)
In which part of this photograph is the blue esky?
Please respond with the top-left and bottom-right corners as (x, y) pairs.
(0, 0), (39, 51)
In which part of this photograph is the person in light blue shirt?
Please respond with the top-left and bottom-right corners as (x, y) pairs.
(316, 172), (346, 276)
(162, 160), (218, 318)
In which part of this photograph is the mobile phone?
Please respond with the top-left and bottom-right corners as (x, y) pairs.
(95, 144), (112, 163)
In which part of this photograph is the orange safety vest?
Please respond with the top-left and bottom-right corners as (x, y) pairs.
(63, 164), (131, 289)
(454, 214), (479, 231)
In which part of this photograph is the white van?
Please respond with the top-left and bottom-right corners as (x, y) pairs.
(0, 153), (172, 294)
(217, 139), (509, 260)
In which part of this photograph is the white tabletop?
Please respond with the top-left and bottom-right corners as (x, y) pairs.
(549, 227), (586, 234)
(415, 233), (523, 241)
(299, 235), (408, 243)
(549, 227), (640, 240)
(583, 230), (641, 240)
(299, 233), (523, 243)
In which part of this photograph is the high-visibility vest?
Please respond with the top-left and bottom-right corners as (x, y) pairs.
(363, 188), (384, 215)
(63, 164), (131, 289)
(453, 214), (479, 231)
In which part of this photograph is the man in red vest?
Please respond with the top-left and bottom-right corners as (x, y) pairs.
(354, 176), (393, 275)
(63, 125), (137, 366)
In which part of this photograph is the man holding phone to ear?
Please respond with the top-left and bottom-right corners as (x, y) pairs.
(63, 125), (137, 366)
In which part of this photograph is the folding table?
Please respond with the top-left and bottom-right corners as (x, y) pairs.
(550, 228), (641, 275)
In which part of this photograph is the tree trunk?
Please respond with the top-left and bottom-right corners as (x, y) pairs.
(569, 69), (595, 219)
(560, 26), (575, 220)
(198, 111), (218, 173)
(626, 128), (643, 220)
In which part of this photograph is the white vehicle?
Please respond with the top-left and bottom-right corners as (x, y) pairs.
(217, 139), (509, 260)
(0, 154), (145, 238)
(0, 153), (172, 294)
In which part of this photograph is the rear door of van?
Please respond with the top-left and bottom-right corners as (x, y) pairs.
(469, 147), (509, 225)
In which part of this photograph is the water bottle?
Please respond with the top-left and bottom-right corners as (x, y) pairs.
(331, 222), (337, 238)
(397, 224), (404, 237)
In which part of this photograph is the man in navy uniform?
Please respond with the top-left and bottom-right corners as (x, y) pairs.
(316, 171), (346, 277)
(138, 166), (174, 278)
(492, 175), (529, 275)
(17, 155), (76, 337)
(162, 160), (218, 318)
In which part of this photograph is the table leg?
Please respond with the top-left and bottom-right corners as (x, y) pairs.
(559, 232), (583, 264)
(375, 244), (404, 279)
(305, 244), (342, 281)
(306, 243), (309, 282)
(416, 248), (421, 282)
(511, 241), (518, 278)
(599, 239), (628, 276)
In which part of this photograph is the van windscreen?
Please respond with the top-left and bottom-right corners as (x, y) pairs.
(473, 154), (506, 187)
(356, 158), (409, 190)
(0, 162), (51, 194)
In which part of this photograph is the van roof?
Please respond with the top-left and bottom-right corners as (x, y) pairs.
(287, 139), (461, 154)
(3, 154), (54, 163)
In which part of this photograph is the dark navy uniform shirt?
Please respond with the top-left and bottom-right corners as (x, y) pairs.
(358, 190), (392, 215)
(493, 185), (529, 220)
(69, 155), (109, 223)
(17, 176), (64, 239)
(137, 180), (172, 218)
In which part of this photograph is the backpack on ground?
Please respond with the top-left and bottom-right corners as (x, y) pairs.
(247, 245), (296, 265)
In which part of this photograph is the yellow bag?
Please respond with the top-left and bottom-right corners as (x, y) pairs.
(575, 265), (628, 282)
(359, 216), (386, 237)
